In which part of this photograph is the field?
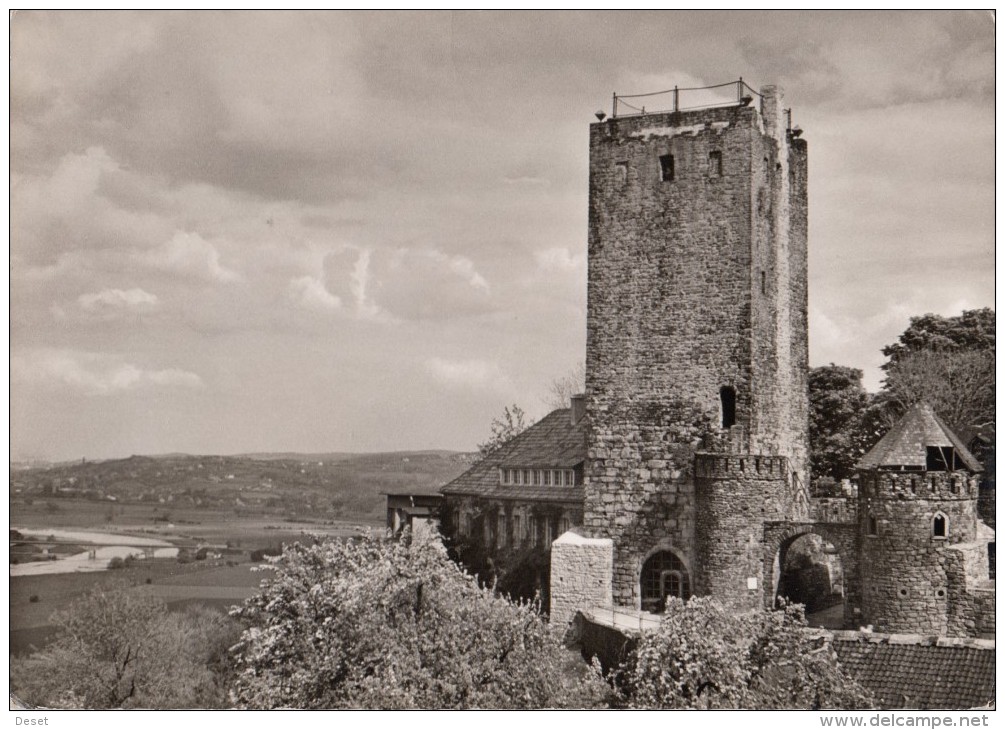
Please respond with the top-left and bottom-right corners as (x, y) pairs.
(10, 449), (470, 657)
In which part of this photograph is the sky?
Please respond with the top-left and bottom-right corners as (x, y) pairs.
(9, 11), (995, 462)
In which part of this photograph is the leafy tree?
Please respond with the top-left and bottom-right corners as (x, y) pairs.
(809, 365), (874, 483)
(229, 531), (611, 709)
(477, 404), (530, 458)
(881, 308), (995, 369)
(10, 582), (238, 709)
(619, 597), (874, 710)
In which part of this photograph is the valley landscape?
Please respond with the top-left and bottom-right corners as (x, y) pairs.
(10, 450), (472, 655)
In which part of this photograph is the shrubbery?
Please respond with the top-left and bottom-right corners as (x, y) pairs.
(616, 597), (874, 709)
(11, 581), (239, 709)
(229, 531), (611, 709)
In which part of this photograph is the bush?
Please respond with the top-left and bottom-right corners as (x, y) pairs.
(230, 531), (611, 709)
(28, 595), (40, 603)
(618, 598), (874, 709)
(108, 557), (125, 570)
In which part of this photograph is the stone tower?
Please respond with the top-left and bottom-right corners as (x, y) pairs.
(856, 402), (989, 635)
(583, 85), (810, 611)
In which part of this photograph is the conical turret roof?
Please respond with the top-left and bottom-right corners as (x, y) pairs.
(856, 402), (982, 472)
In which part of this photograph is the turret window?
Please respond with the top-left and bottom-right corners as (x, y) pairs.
(932, 512), (948, 539)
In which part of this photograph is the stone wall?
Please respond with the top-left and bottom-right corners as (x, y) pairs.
(583, 87), (809, 606)
(549, 532), (614, 633)
(694, 453), (792, 611)
(858, 471), (983, 634)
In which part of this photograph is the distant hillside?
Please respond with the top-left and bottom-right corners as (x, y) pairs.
(9, 450), (477, 523)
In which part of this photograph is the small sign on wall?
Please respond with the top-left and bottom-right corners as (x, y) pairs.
(747, 577), (758, 590)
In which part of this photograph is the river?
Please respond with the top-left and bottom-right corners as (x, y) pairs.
(10, 528), (179, 577)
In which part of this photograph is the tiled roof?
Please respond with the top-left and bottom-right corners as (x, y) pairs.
(832, 632), (995, 710)
(440, 408), (586, 501)
(856, 402), (982, 472)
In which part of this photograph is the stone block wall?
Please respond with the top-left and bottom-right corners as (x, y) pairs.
(583, 87), (810, 607)
(693, 453), (792, 611)
(858, 471), (983, 634)
(549, 532), (614, 633)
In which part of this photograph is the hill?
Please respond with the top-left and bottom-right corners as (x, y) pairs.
(10, 450), (476, 524)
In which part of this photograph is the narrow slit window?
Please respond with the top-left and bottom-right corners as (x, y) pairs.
(761, 270), (766, 295)
(867, 515), (878, 536)
(720, 386), (737, 429)
(709, 150), (723, 176)
(659, 154), (675, 182)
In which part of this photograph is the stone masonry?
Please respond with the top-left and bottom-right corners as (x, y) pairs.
(549, 531), (614, 632)
(582, 86), (809, 608)
(858, 470), (986, 635)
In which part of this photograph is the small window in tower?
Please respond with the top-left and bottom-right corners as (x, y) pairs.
(867, 515), (878, 536)
(720, 386), (737, 429)
(761, 270), (767, 295)
(615, 161), (628, 185)
(932, 512), (948, 539)
(709, 150), (723, 177)
(659, 154), (675, 182)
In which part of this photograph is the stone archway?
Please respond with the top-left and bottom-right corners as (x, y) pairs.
(640, 547), (692, 613)
(763, 521), (859, 628)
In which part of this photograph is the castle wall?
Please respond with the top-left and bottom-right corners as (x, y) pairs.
(583, 88), (809, 606)
(693, 453), (791, 611)
(858, 471), (983, 635)
(549, 532), (614, 633)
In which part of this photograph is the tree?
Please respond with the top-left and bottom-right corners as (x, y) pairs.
(809, 365), (875, 483)
(881, 308), (995, 369)
(879, 308), (995, 437)
(10, 582), (239, 708)
(477, 404), (530, 458)
(229, 531), (611, 709)
(619, 598), (874, 710)
(544, 362), (586, 410)
(882, 348), (994, 437)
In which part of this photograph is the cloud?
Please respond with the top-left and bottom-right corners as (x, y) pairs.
(77, 287), (158, 312)
(368, 248), (493, 321)
(289, 275), (341, 311)
(12, 349), (203, 396)
(141, 231), (241, 283)
(426, 357), (509, 391)
(534, 246), (585, 272)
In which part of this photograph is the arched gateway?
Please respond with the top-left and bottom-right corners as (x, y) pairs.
(762, 521), (860, 627)
(640, 550), (692, 613)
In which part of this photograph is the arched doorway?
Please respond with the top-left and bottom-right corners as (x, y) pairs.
(775, 533), (845, 629)
(640, 550), (691, 613)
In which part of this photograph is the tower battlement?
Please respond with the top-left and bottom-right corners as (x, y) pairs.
(860, 471), (981, 502)
(694, 453), (789, 480)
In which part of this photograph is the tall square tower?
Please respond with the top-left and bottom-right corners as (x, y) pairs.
(584, 85), (809, 610)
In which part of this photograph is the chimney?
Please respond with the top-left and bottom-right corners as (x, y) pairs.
(570, 393), (586, 425)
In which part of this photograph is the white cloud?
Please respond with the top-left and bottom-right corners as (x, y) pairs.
(12, 349), (203, 396)
(289, 275), (341, 311)
(141, 231), (241, 283)
(77, 287), (158, 312)
(534, 246), (585, 272)
(426, 357), (508, 391)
